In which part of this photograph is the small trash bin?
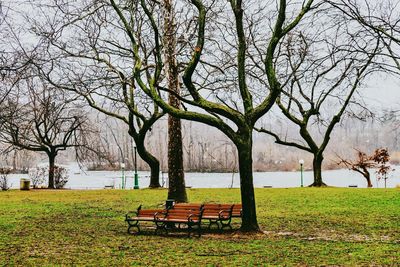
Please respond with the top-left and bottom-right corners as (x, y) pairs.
(165, 199), (175, 209)
(20, 179), (30, 190)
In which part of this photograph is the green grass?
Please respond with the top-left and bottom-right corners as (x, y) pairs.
(0, 188), (399, 266)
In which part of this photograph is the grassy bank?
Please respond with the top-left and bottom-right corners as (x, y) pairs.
(0, 188), (398, 266)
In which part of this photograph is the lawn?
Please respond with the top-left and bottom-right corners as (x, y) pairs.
(0, 188), (398, 266)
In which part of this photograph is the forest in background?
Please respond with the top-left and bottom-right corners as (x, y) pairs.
(2, 108), (398, 173)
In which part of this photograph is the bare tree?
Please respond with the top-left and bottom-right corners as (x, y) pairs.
(26, 0), (167, 188)
(256, 12), (380, 186)
(0, 76), (93, 189)
(328, 0), (400, 72)
(338, 148), (393, 187)
(132, 0), (318, 231)
(339, 149), (374, 187)
(80, 117), (120, 171)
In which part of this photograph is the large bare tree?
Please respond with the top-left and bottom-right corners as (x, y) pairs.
(129, 0), (318, 231)
(256, 12), (381, 186)
(28, 0), (169, 188)
(0, 77), (92, 188)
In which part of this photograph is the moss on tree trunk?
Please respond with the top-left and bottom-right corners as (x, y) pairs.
(236, 131), (260, 232)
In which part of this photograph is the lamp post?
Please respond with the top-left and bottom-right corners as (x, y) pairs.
(120, 162), (126, 189)
(134, 146), (139, 189)
(299, 159), (304, 187)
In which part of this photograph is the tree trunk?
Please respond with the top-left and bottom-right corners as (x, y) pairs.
(167, 108), (187, 201)
(167, 118), (187, 202)
(237, 135), (260, 232)
(135, 138), (161, 188)
(364, 171), (373, 188)
(48, 152), (56, 189)
(164, 0), (187, 203)
(309, 152), (327, 187)
(12, 150), (17, 172)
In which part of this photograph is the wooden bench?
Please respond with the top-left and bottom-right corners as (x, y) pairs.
(154, 204), (204, 237)
(125, 203), (242, 235)
(125, 205), (165, 234)
(202, 204), (234, 230)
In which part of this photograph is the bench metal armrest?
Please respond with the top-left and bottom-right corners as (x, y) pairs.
(154, 211), (167, 221)
(187, 213), (200, 223)
(218, 209), (232, 219)
(125, 210), (139, 221)
(126, 204), (142, 220)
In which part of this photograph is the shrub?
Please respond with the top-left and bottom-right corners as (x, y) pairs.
(54, 166), (69, 189)
(29, 167), (47, 188)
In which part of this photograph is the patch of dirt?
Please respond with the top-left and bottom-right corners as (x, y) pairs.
(199, 230), (398, 243)
(200, 230), (267, 241)
(261, 230), (397, 243)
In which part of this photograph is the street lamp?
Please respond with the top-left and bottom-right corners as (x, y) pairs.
(299, 159), (304, 187)
(120, 162), (126, 189)
(134, 146), (139, 189)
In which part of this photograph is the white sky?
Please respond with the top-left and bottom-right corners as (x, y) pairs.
(363, 74), (400, 110)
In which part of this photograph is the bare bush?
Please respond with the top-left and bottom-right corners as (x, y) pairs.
(53, 166), (69, 189)
(28, 167), (47, 189)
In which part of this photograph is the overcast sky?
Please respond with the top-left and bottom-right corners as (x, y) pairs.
(363, 73), (400, 110)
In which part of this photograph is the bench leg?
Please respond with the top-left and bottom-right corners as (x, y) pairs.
(197, 223), (202, 237)
(208, 219), (220, 230)
(166, 222), (177, 229)
(188, 223), (202, 238)
(220, 219), (233, 231)
(155, 221), (168, 236)
(126, 220), (140, 235)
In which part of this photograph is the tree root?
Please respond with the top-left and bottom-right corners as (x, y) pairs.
(308, 182), (328, 187)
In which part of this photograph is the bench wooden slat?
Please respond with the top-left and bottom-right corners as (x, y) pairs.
(171, 204), (203, 210)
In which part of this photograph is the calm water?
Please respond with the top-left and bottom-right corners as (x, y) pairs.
(5, 164), (400, 189)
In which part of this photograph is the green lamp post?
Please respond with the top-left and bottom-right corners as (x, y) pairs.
(299, 159), (304, 187)
(134, 147), (139, 189)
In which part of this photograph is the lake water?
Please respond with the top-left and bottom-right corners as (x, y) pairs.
(5, 164), (400, 189)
